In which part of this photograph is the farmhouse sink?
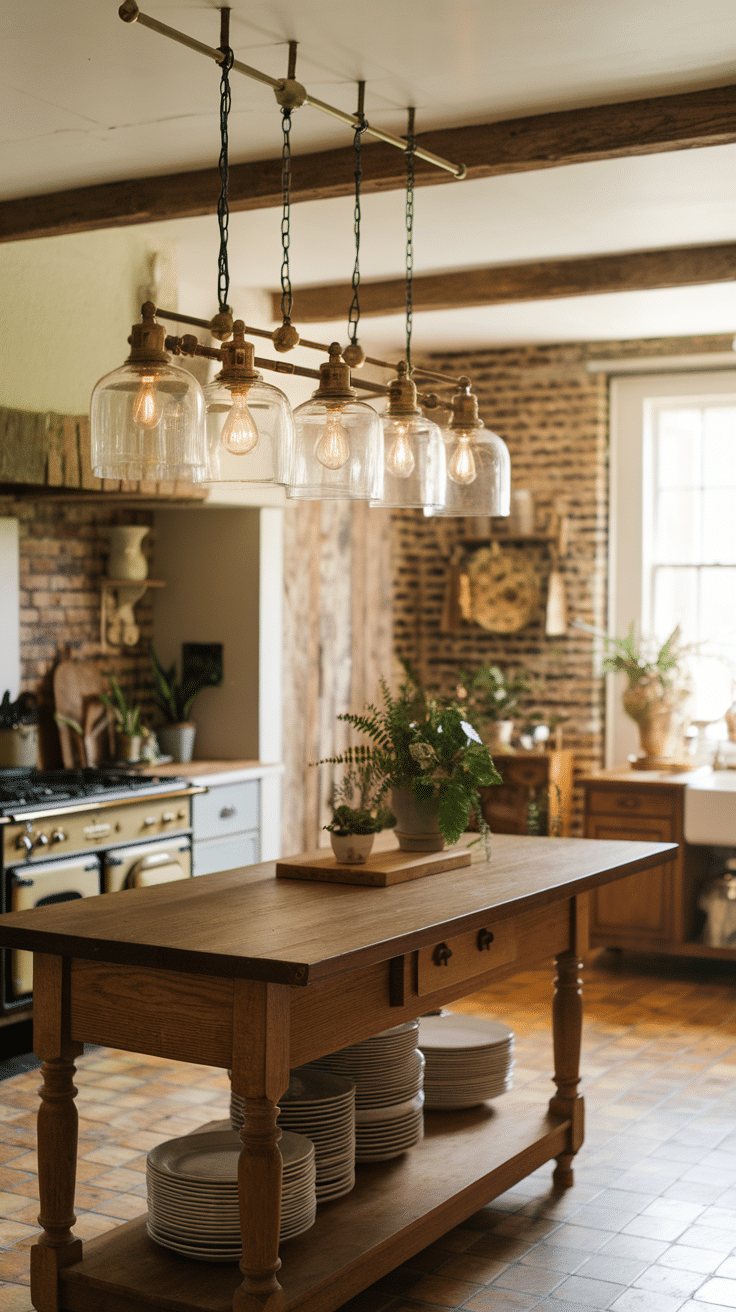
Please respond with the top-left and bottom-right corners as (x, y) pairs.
(684, 769), (736, 846)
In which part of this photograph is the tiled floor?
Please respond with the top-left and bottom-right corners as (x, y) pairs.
(4, 950), (736, 1311)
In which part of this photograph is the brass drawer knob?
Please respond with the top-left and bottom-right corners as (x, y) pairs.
(477, 928), (495, 951)
(432, 942), (453, 966)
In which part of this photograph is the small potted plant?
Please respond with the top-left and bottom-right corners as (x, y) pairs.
(603, 624), (690, 768)
(324, 761), (395, 864)
(99, 674), (147, 762)
(321, 666), (501, 854)
(457, 663), (537, 753)
(150, 644), (206, 764)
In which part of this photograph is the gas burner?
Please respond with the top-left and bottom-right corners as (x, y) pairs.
(0, 767), (187, 814)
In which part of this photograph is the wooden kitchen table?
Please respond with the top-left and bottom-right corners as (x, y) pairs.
(0, 833), (675, 1312)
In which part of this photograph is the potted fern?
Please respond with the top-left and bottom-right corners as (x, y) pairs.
(321, 667), (501, 854)
(150, 643), (206, 763)
(324, 760), (395, 864)
(457, 663), (537, 753)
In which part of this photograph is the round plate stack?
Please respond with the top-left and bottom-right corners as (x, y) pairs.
(418, 1014), (515, 1109)
(146, 1129), (316, 1261)
(311, 1021), (424, 1162)
(231, 1066), (356, 1202)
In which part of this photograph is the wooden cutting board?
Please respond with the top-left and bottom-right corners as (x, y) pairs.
(53, 659), (114, 768)
(276, 845), (471, 887)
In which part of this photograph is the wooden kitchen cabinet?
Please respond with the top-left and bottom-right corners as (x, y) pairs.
(478, 750), (574, 837)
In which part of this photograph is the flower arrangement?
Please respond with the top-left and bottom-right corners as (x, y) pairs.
(457, 663), (536, 723)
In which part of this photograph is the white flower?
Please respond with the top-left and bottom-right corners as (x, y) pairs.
(461, 720), (482, 744)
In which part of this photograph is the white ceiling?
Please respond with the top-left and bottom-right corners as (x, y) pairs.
(4, 0), (736, 349)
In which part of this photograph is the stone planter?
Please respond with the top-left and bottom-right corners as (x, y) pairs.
(330, 832), (375, 864)
(391, 786), (445, 852)
(623, 682), (689, 768)
(157, 722), (197, 764)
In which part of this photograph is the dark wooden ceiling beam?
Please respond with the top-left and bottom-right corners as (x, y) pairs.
(4, 84), (736, 243)
(283, 242), (736, 320)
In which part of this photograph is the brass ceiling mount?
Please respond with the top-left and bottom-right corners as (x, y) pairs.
(214, 320), (262, 390)
(449, 376), (483, 430)
(386, 360), (422, 417)
(312, 343), (357, 405)
(209, 308), (234, 341)
(125, 302), (169, 365)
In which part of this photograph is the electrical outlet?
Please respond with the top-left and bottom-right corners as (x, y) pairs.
(182, 643), (223, 689)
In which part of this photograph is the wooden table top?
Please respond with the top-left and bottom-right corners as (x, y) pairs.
(0, 835), (675, 986)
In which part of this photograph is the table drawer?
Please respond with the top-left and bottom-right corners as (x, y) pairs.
(586, 787), (675, 819)
(416, 920), (517, 996)
(500, 758), (549, 788)
(193, 780), (259, 841)
(193, 831), (260, 877)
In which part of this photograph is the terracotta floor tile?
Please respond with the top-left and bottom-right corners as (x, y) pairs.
(402, 1274), (482, 1306)
(492, 1263), (563, 1295)
(0, 1283), (34, 1310)
(437, 1254), (510, 1282)
(0, 1219), (38, 1244)
(553, 1273), (626, 1306)
(633, 1264), (708, 1297)
(462, 1291), (539, 1312)
(608, 1288), (688, 1311)
(0, 1249), (31, 1284)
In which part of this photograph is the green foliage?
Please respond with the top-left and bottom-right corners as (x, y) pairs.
(150, 643), (205, 724)
(318, 664), (502, 850)
(457, 662), (536, 722)
(602, 624), (681, 690)
(325, 805), (391, 836)
(99, 674), (143, 738)
(324, 758), (396, 836)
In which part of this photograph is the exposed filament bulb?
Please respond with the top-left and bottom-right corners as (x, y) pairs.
(133, 375), (161, 429)
(448, 434), (477, 485)
(316, 410), (350, 470)
(221, 395), (259, 455)
(386, 424), (415, 478)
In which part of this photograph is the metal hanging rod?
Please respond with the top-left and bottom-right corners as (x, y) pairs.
(118, 1), (466, 180)
(154, 308), (463, 388)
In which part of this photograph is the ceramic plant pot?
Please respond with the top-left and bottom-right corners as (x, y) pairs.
(391, 786), (445, 852)
(157, 722), (196, 764)
(485, 719), (514, 754)
(0, 724), (38, 768)
(330, 832), (375, 864)
(116, 732), (142, 763)
(107, 526), (149, 581)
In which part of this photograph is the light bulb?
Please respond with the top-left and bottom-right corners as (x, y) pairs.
(386, 424), (415, 478)
(315, 410), (350, 470)
(448, 434), (477, 485)
(220, 395), (259, 455)
(133, 375), (161, 428)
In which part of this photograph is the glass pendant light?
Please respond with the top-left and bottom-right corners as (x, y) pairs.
(288, 343), (381, 500)
(91, 302), (207, 482)
(370, 362), (444, 509)
(432, 377), (511, 517)
(204, 321), (294, 483)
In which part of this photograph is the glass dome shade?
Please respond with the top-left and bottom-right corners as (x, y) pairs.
(204, 378), (295, 484)
(370, 413), (445, 509)
(431, 423), (511, 516)
(287, 344), (381, 501)
(90, 359), (207, 483)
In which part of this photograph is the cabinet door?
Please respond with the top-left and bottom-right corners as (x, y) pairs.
(587, 815), (675, 944)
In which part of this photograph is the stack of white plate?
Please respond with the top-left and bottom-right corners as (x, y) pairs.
(146, 1129), (316, 1261)
(311, 1021), (424, 1162)
(418, 1014), (515, 1109)
(231, 1066), (356, 1202)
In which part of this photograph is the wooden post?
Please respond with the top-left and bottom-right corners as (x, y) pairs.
(549, 949), (585, 1189)
(30, 954), (84, 1312)
(231, 980), (290, 1312)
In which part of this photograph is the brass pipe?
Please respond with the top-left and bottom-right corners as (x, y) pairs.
(119, 2), (466, 179)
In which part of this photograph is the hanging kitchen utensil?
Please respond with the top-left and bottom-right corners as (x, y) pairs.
(440, 545), (467, 633)
(545, 547), (568, 636)
(460, 542), (540, 633)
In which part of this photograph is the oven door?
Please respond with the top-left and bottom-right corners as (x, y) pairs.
(8, 855), (102, 999)
(104, 839), (192, 892)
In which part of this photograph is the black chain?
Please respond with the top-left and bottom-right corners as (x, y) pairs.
(405, 126), (415, 376)
(217, 45), (234, 314)
(280, 108), (293, 323)
(347, 116), (369, 346)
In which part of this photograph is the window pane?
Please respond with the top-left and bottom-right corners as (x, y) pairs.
(652, 566), (698, 645)
(700, 567), (736, 653)
(689, 654), (731, 721)
(702, 491), (736, 563)
(654, 489), (697, 562)
(656, 407), (701, 488)
(703, 407), (736, 487)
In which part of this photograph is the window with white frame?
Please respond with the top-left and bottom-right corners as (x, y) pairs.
(608, 371), (736, 767)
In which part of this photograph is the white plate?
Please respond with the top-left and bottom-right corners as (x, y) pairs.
(418, 1015), (514, 1050)
(148, 1130), (313, 1183)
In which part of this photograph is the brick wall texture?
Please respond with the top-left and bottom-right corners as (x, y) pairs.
(393, 333), (736, 832)
(1, 496), (156, 767)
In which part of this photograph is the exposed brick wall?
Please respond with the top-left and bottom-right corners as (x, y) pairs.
(1, 496), (156, 767)
(393, 333), (735, 832)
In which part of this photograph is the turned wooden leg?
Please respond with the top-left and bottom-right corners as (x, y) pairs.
(233, 1098), (283, 1312)
(549, 950), (585, 1189)
(31, 1055), (83, 1312)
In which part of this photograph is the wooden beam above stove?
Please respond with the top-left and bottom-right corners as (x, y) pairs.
(3, 83), (736, 242)
(283, 242), (736, 320)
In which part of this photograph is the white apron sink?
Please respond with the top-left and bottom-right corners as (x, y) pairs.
(684, 770), (736, 846)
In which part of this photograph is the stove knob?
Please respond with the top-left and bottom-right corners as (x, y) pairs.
(161, 811), (175, 823)
(35, 833), (50, 847)
(177, 809), (187, 820)
(51, 829), (67, 844)
(143, 817), (157, 827)
(16, 832), (33, 853)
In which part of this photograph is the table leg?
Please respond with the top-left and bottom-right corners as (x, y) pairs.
(30, 955), (84, 1312)
(232, 980), (290, 1312)
(549, 949), (584, 1189)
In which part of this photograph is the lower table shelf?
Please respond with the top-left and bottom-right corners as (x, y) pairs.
(59, 1097), (571, 1312)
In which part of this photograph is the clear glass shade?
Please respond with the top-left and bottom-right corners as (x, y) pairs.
(204, 379), (295, 483)
(91, 361), (206, 482)
(370, 414), (445, 509)
(287, 399), (381, 500)
(430, 424), (511, 516)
